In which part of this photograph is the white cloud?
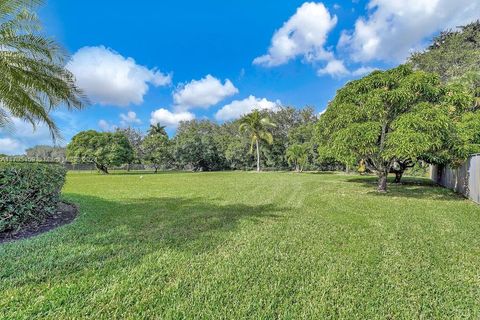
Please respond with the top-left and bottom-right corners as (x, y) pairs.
(173, 75), (238, 110)
(120, 111), (141, 126)
(150, 108), (195, 128)
(0, 137), (24, 155)
(215, 95), (281, 121)
(317, 59), (349, 77)
(352, 66), (379, 76)
(0, 117), (53, 155)
(67, 46), (172, 106)
(253, 2), (337, 67)
(98, 119), (117, 132)
(338, 0), (480, 62)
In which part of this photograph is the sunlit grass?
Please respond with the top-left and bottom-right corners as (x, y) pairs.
(1, 171), (479, 318)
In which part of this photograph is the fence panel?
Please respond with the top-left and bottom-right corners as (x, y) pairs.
(431, 154), (480, 204)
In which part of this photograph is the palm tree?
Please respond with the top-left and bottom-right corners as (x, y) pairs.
(147, 123), (168, 137)
(239, 109), (275, 172)
(0, 0), (85, 140)
(286, 144), (308, 172)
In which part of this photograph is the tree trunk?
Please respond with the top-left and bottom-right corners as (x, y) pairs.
(154, 166), (158, 174)
(95, 163), (109, 174)
(255, 139), (260, 172)
(295, 163), (299, 172)
(393, 170), (403, 183)
(377, 171), (388, 192)
(345, 164), (350, 174)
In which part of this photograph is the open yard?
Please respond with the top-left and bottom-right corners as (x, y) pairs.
(1, 171), (480, 318)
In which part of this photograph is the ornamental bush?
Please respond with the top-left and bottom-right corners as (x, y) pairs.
(0, 162), (66, 232)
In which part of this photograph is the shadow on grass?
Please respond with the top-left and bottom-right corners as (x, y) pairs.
(304, 171), (337, 175)
(346, 176), (465, 201)
(0, 194), (286, 284)
(71, 194), (284, 249)
(104, 170), (182, 176)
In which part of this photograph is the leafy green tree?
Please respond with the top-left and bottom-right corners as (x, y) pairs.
(262, 107), (317, 169)
(409, 21), (480, 83)
(239, 110), (275, 172)
(0, 0), (85, 139)
(173, 120), (226, 171)
(288, 121), (318, 170)
(317, 65), (472, 192)
(116, 127), (143, 168)
(66, 130), (134, 174)
(286, 144), (308, 172)
(141, 125), (172, 173)
(407, 22), (480, 180)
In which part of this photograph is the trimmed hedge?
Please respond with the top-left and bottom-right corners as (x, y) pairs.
(0, 163), (66, 232)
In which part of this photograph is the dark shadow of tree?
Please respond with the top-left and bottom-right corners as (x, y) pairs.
(102, 170), (185, 176)
(346, 176), (465, 201)
(0, 195), (285, 285)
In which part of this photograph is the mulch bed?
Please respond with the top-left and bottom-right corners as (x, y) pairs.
(0, 202), (78, 244)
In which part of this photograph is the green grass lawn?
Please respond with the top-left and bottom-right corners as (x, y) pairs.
(1, 171), (480, 319)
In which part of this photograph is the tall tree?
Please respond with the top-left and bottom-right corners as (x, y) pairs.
(116, 127), (143, 167)
(239, 110), (275, 172)
(260, 107), (316, 169)
(286, 144), (308, 172)
(0, 0), (85, 139)
(173, 120), (226, 171)
(66, 130), (134, 174)
(317, 65), (471, 192)
(141, 127), (171, 173)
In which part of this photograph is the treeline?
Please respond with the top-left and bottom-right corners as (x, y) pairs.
(65, 107), (331, 174)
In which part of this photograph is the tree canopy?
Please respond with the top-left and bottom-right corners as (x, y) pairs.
(409, 21), (480, 83)
(173, 120), (226, 171)
(66, 130), (133, 174)
(317, 65), (473, 192)
(141, 125), (172, 172)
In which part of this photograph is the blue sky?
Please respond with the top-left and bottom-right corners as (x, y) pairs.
(1, 0), (479, 154)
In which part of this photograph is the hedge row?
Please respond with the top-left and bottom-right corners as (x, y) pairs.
(0, 163), (66, 232)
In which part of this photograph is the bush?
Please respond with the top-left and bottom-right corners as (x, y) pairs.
(0, 163), (66, 232)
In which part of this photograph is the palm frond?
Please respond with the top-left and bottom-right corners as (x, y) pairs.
(0, 0), (87, 141)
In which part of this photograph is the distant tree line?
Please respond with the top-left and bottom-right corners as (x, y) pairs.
(66, 107), (324, 174)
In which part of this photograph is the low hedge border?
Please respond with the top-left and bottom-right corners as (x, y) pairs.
(0, 162), (67, 232)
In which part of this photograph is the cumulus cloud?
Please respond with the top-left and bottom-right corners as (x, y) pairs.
(173, 75), (238, 110)
(352, 66), (379, 76)
(215, 95), (281, 121)
(317, 59), (349, 77)
(338, 0), (480, 62)
(0, 117), (53, 155)
(67, 46), (172, 106)
(0, 137), (24, 155)
(120, 111), (141, 126)
(98, 119), (117, 132)
(150, 108), (195, 128)
(253, 2), (337, 67)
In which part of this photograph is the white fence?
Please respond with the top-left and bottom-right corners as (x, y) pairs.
(430, 154), (480, 203)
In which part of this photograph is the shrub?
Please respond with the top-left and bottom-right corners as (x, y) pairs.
(0, 162), (66, 232)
